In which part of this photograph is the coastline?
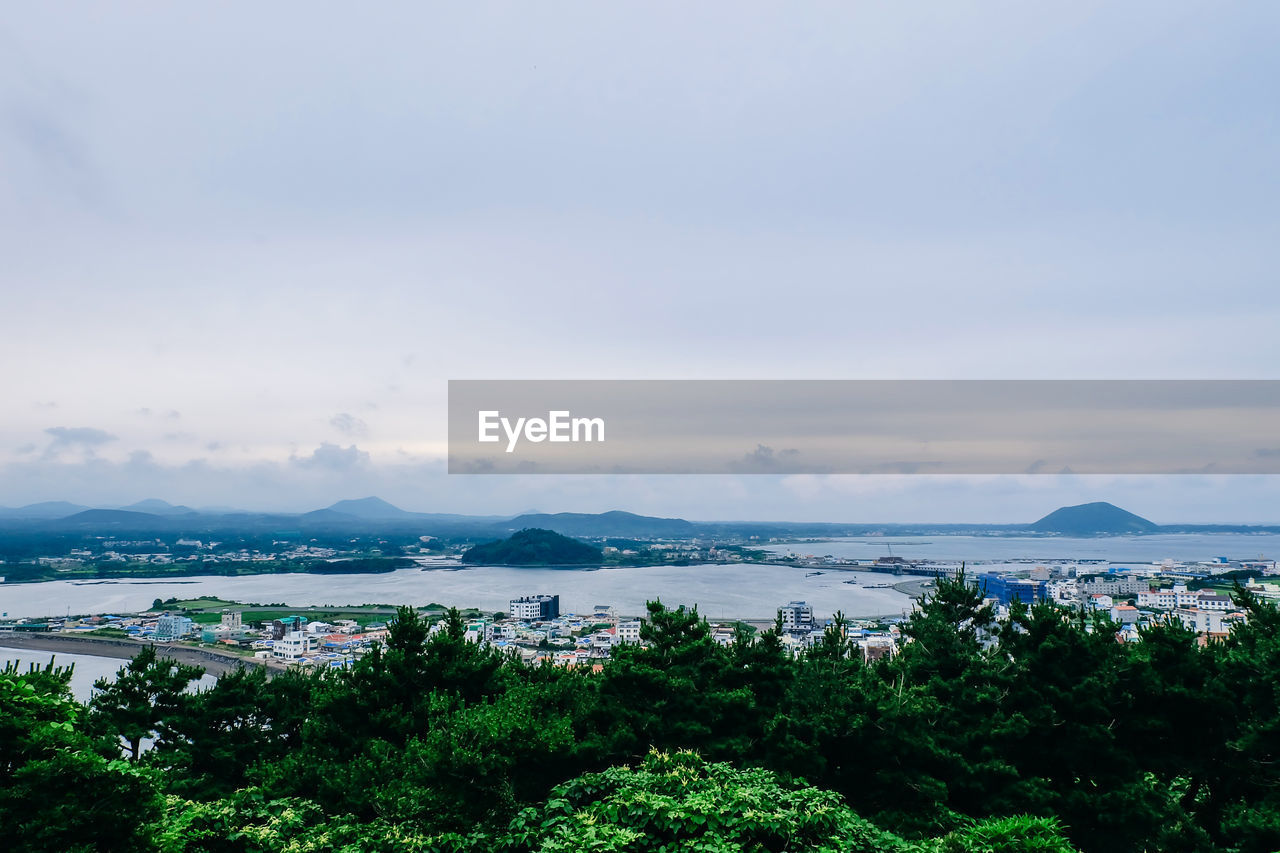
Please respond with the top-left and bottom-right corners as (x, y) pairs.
(0, 632), (274, 676)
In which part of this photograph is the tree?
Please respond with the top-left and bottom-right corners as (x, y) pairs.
(88, 645), (205, 760)
(596, 601), (754, 760)
(492, 750), (1078, 853)
(1, 658), (162, 852)
(149, 666), (285, 797)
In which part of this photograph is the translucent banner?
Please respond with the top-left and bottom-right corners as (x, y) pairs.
(447, 380), (1280, 475)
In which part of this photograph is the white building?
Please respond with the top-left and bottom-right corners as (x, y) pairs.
(1194, 591), (1233, 611)
(1047, 579), (1080, 605)
(1137, 590), (1178, 609)
(617, 620), (643, 644)
(1110, 605), (1140, 625)
(464, 619), (492, 644)
(1175, 608), (1243, 635)
(273, 631), (314, 661)
(778, 601), (814, 631)
(1082, 577), (1148, 597)
(509, 595), (560, 621)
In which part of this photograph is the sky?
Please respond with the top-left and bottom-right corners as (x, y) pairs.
(2, 2), (1279, 522)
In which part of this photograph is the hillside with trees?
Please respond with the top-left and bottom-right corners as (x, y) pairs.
(1029, 501), (1159, 534)
(461, 528), (602, 565)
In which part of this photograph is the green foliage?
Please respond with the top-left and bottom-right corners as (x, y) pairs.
(494, 750), (913, 853)
(155, 791), (440, 853)
(936, 815), (1077, 853)
(88, 644), (206, 760)
(594, 601), (758, 760)
(462, 528), (603, 565)
(0, 658), (162, 852)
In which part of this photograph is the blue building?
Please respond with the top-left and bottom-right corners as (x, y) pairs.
(977, 575), (1048, 606)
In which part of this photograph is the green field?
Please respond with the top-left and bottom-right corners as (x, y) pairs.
(159, 597), (480, 629)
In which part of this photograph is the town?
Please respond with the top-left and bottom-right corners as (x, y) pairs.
(6, 549), (1278, 671)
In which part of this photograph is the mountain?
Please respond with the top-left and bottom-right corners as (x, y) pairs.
(1029, 502), (1159, 535)
(325, 496), (416, 519)
(492, 510), (697, 539)
(119, 499), (197, 515)
(56, 509), (169, 526)
(0, 501), (91, 519)
(462, 528), (603, 565)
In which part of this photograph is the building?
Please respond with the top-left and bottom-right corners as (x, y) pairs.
(617, 620), (643, 644)
(1081, 576), (1148, 597)
(155, 613), (193, 641)
(860, 635), (897, 663)
(778, 601), (814, 631)
(1137, 589), (1178, 609)
(464, 619), (492, 644)
(979, 575), (1048, 606)
(1194, 591), (1233, 611)
(220, 610), (243, 631)
(271, 616), (307, 640)
(510, 594), (560, 621)
(273, 631), (314, 661)
(1175, 607), (1245, 635)
(1110, 605), (1140, 625)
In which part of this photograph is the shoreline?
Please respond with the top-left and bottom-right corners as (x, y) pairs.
(0, 632), (274, 676)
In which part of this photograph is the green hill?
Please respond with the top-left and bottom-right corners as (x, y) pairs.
(462, 528), (603, 566)
(1029, 501), (1158, 535)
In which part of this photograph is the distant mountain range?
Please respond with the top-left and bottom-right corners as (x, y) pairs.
(0, 501), (92, 519)
(491, 510), (698, 539)
(0, 497), (1275, 537)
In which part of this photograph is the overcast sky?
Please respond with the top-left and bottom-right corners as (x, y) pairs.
(2, 2), (1278, 521)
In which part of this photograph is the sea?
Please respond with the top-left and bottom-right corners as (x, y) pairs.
(1, 648), (217, 702)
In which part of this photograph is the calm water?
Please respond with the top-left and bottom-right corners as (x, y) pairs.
(0, 563), (914, 621)
(3, 535), (1275, 622)
(0, 648), (216, 702)
(766, 534), (1280, 565)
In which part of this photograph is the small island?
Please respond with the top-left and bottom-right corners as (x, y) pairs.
(461, 528), (603, 566)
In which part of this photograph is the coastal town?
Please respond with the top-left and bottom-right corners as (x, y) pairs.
(5, 549), (1278, 671)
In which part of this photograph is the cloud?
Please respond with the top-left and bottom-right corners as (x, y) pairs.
(45, 426), (116, 444)
(729, 444), (803, 474)
(854, 461), (945, 475)
(42, 426), (117, 459)
(293, 443), (370, 472)
(329, 413), (369, 438)
(126, 449), (156, 467)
